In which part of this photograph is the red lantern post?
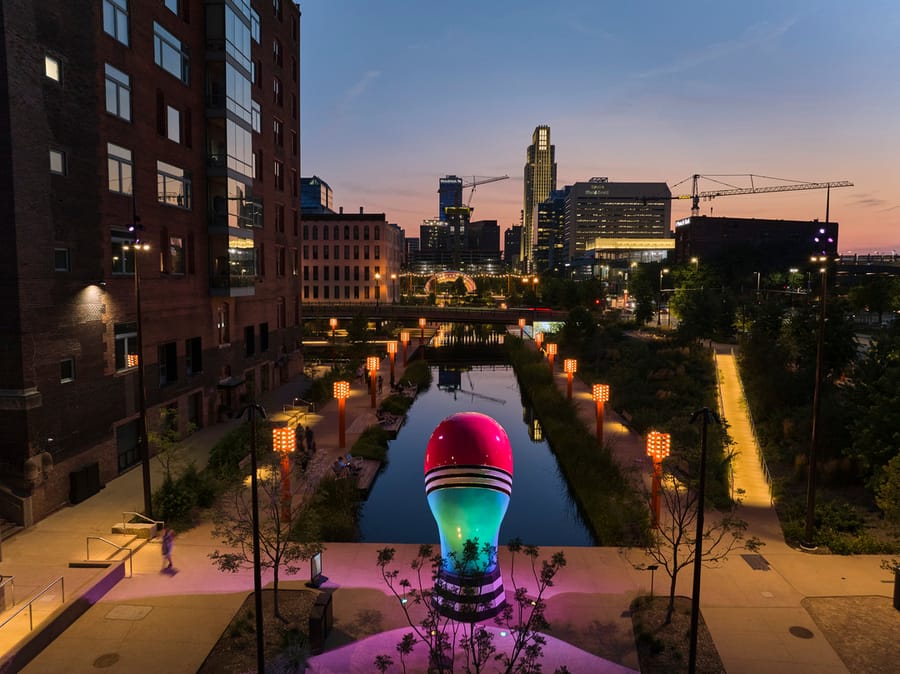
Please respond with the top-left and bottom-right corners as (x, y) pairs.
(592, 383), (610, 446)
(272, 426), (296, 522)
(546, 343), (557, 373)
(387, 340), (398, 386)
(419, 317), (427, 344)
(564, 359), (577, 400)
(367, 356), (379, 408)
(518, 317), (526, 339)
(333, 380), (350, 449)
(646, 431), (671, 528)
(534, 331), (543, 350)
(400, 330), (410, 367)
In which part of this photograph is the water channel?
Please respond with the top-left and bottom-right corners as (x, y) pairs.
(358, 364), (594, 546)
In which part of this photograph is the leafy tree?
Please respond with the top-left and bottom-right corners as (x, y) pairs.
(209, 450), (322, 620)
(149, 409), (195, 484)
(629, 265), (656, 325)
(848, 276), (900, 324)
(638, 445), (761, 624)
(375, 540), (567, 674)
(346, 312), (371, 344)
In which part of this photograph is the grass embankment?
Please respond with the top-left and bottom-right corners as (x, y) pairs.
(506, 340), (649, 546)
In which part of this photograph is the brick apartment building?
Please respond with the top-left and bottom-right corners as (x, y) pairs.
(0, 0), (303, 526)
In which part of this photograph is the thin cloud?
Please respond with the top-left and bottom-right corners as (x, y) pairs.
(850, 193), (888, 209)
(637, 17), (798, 79)
(335, 70), (381, 115)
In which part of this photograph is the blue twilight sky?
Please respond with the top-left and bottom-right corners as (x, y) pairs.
(300, 0), (900, 252)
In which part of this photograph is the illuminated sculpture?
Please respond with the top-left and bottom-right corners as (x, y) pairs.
(424, 412), (513, 621)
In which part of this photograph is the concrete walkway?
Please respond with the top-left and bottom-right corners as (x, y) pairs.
(1, 335), (895, 673)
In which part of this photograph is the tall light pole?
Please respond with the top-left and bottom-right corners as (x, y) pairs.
(124, 240), (152, 518)
(367, 356), (379, 408)
(400, 330), (410, 367)
(657, 268), (669, 327)
(239, 402), (267, 674)
(688, 407), (718, 674)
(334, 381), (349, 449)
(386, 340), (397, 387)
(419, 317), (426, 345)
(518, 317), (526, 340)
(390, 273), (397, 304)
(803, 257), (828, 550)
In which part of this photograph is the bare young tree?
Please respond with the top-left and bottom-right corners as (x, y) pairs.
(209, 452), (321, 620)
(640, 458), (761, 624)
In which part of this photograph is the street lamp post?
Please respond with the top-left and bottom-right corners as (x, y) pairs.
(124, 241), (153, 518)
(374, 272), (381, 309)
(333, 381), (350, 449)
(564, 358), (577, 400)
(386, 340), (398, 387)
(645, 431), (671, 528)
(239, 402), (267, 674)
(400, 331), (410, 367)
(546, 343), (557, 373)
(329, 318), (338, 370)
(518, 317), (526, 339)
(688, 407), (718, 674)
(329, 317), (337, 342)
(367, 356), (379, 408)
(657, 268), (669, 327)
(419, 317), (426, 345)
(592, 384), (610, 446)
(534, 331), (543, 350)
(803, 258), (828, 550)
(391, 273), (397, 304)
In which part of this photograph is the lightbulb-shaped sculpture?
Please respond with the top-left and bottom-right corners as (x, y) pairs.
(424, 412), (513, 621)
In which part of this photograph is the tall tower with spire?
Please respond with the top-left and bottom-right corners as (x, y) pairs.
(522, 125), (556, 270)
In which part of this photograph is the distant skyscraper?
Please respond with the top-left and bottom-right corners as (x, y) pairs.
(301, 176), (334, 213)
(522, 125), (556, 270)
(439, 175), (463, 221)
(504, 225), (523, 267)
(535, 187), (570, 274)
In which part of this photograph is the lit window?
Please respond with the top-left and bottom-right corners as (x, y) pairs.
(60, 358), (75, 383)
(169, 236), (185, 274)
(44, 55), (61, 81)
(49, 149), (66, 175)
(107, 143), (133, 194)
(166, 105), (181, 142)
(114, 322), (138, 371)
(153, 22), (189, 84)
(104, 64), (131, 121)
(103, 0), (129, 46)
(157, 161), (192, 208)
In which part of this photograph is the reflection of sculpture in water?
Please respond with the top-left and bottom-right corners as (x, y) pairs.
(424, 412), (513, 621)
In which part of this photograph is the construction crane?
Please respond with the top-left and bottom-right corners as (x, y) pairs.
(672, 174), (854, 217)
(439, 175), (510, 209)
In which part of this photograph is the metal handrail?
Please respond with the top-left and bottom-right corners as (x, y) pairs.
(0, 576), (64, 632)
(121, 512), (164, 534)
(291, 397), (315, 413)
(86, 537), (134, 578)
(0, 575), (14, 606)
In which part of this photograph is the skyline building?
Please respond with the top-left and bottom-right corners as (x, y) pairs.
(438, 175), (463, 221)
(565, 179), (672, 264)
(535, 187), (570, 274)
(504, 225), (522, 267)
(0, 1), (303, 525)
(301, 175), (334, 213)
(522, 125), (556, 270)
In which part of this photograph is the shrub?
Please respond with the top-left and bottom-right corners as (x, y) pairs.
(351, 426), (391, 461)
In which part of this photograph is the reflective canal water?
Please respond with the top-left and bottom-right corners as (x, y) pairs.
(359, 365), (594, 546)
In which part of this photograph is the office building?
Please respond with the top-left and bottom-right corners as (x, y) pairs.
(522, 125), (556, 270)
(301, 175), (334, 214)
(467, 220), (500, 253)
(565, 179), (672, 263)
(674, 216), (839, 268)
(438, 175), (463, 221)
(504, 225), (522, 267)
(535, 188), (569, 274)
(0, 1), (302, 526)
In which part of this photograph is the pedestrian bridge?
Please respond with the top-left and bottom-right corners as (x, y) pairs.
(301, 303), (568, 324)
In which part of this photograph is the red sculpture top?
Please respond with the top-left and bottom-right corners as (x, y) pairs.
(424, 412), (513, 475)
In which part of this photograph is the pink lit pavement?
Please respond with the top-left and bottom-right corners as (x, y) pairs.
(0, 338), (894, 673)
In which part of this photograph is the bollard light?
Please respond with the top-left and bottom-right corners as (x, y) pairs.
(546, 343), (557, 373)
(272, 426), (295, 522)
(329, 317), (338, 339)
(592, 384), (610, 446)
(518, 317), (526, 339)
(564, 359), (577, 400)
(534, 332), (543, 350)
(334, 380), (350, 449)
(646, 431), (671, 528)
(419, 317), (427, 344)
(367, 355), (380, 408)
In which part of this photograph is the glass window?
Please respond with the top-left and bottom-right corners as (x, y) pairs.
(167, 105), (180, 142)
(273, 118), (283, 146)
(60, 358), (75, 383)
(114, 322), (138, 371)
(273, 39), (282, 66)
(153, 22), (189, 84)
(103, 0), (129, 46)
(251, 100), (261, 133)
(157, 160), (192, 208)
(49, 149), (66, 175)
(185, 336), (202, 375)
(274, 160), (283, 190)
(45, 55), (61, 81)
(158, 341), (177, 386)
(104, 64), (131, 121)
(251, 8), (260, 43)
(164, 0), (178, 14)
(54, 248), (70, 271)
(107, 143), (133, 194)
(111, 232), (135, 275)
(224, 5), (252, 73)
(273, 77), (282, 106)
(169, 236), (185, 274)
